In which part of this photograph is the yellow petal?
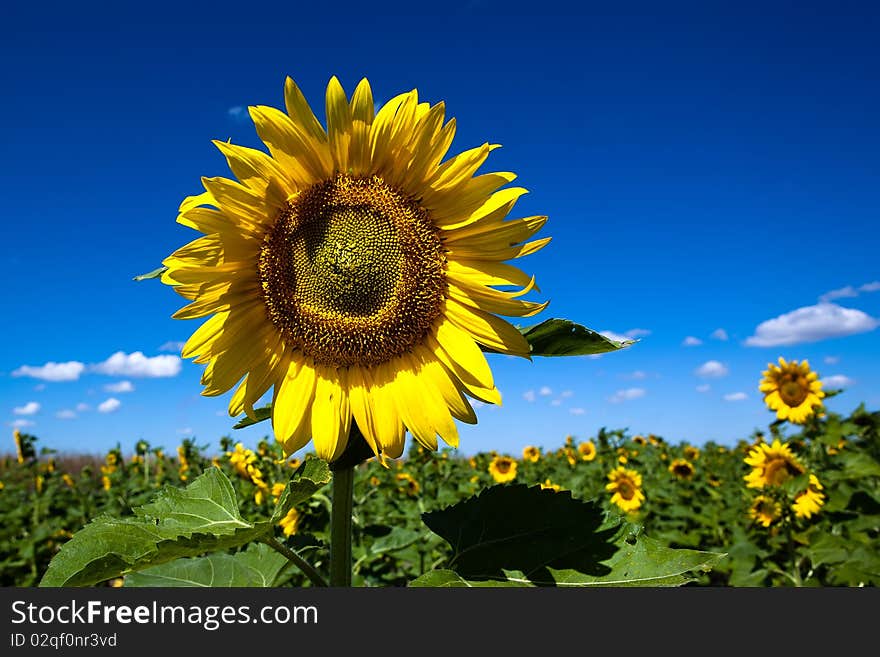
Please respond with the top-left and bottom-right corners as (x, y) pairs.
(325, 76), (352, 173)
(310, 365), (350, 462)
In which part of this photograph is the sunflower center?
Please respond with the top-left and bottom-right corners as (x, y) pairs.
(779, 377), (809, 406)
(259, 174), (447, 367)
(496, 460), (511, 474)
(764, 457), (803, 486)
(617, 481), (635, 500)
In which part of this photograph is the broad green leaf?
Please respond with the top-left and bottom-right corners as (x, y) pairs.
(123, 543), (287, 587)
(40, 468), (272, 587)
(370, 527), (422, 555)
(133, 266), (168, 281)
(517, 318), (636, 356)
(421, 484), (724, 587)
(408, 570), (526, 587)
(233, 405), (272, 429)
(270, 458), (331, 523)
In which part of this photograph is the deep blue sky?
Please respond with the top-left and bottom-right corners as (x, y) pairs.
(2, 1), (878, 458)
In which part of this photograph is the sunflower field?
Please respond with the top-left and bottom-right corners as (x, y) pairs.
(2, 396), (878, 588)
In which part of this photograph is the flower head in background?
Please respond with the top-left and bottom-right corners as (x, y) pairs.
(760, 358), (824, 424)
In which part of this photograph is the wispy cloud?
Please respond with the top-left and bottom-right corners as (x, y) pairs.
(75, 403), (90, 412)
(97, 398), (121, 414)
(711, 328), (729, 341)
(33, 384), (46, 392)
(682, 336), (703, 347)
(823, 374), (854, 388)
(569, 407), (586, 415)
(91, 352), (181, 378)
(819, 281), (880, 303)
(10, 419), (34, 428)
(608, 388), (646, 403)
(861, 281), (880, 293)
(599, 328), (647, 343)
(623, 370), (649, 380)
(12, 361), (86, 382)
(177, 427), (193, 435)
(695, 360), (729, 378)
(522, 390), (536, 402)
(696, 384), (711, 393)
(824, 356), (840, 365)
(560, 390), (574, 399)
(56, 409), (77, 420)
(723, 392), (748, 401)
(539, 386), (553, 396)
(13, 401), (40, 416)
(227, 106), (246, 121)
(104, 380), (135, 393)
(158, 341), (185, 353)
(550, 399), (562, 407)
(745, 303), (879, 347)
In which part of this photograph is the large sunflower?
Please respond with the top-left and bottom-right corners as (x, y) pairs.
(163, 76), (549, 462)
(606, 467), (645, 513)
(743, 439), (805, 489)
(759, 357), (825, 424)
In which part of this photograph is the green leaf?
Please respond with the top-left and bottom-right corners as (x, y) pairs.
(133, 266), (168, 281)
(233, 405), (272, 429)
(408, 570), (527, 587)
(421, 484), (724, 587)
(517, 318), (636, 356)
(40, 468), (272, 587)
(270, 458), (332, 523)
(123, 543), (288, 587)
(370, 527), (422, 555)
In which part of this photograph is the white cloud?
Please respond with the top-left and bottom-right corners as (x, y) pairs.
(860, 281), (880, 293)
(682, 336), (703, 347)
(12, 361), (86, 382)
(824, 356), (840, 365)
(745, 303), (879, 347)
(56, 409), (77, 420)
(695, 360), (729, 378)
(599, 330), (631, 343)
(823, 374), (854, 388)
(10, 419), (34, 428)
(13, 401), (40, 416)
(711, 328), (729, 341)
(97, 398), (121, 414)
(819, 286), (859, 303)
(75, 403), (90, 412)
(569, 407), (586, 415)
(104, 380), (135, 393)
(550, 399), (562, 407)
(539, 386), (553, 396)
(625, 370), (648, 380)
(724, 392), (748, 401)
(34, 384), (46, 392)
(228, 105), (245, 118)
(522, 390), (536, 402)
(159, 341), (185, 353)
(608, 387), (646, 403)
(696, 384), (711, 393)
(91, 352), (181, 378)
(560, 390), (574, 398)
(177, 427), (193, 435)
(625, 328), (651, 338)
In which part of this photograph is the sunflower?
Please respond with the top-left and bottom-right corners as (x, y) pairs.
(743, 439), (805, 489)
(606, 467), (645, 513)
(792, 474), (825, 519)
(759, 357), (825, 424)
(540, 478), (561, 492)
(632, 435), (647, 446)
(395, 472), (421, 496)
(668, 458), (695, 480)
(278, 508), (300, 536)
(683, 445), (700, 461)
(522, 445), (541, 463)
(578, 441), (597, 461)
(488, 455), (517, 483)
(749, 495), (781, 528)
(162, 76), (549, 463)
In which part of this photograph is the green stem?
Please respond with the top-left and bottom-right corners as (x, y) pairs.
(261, 536), (328, 587)
(329, 465), (355, 586)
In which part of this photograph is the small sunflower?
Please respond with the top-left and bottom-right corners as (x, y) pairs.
(668, 458), (695, 480)
(606, 467), (645, 513)
(540, 478), (561, 492)
(163, 76), (549, 464)
(744, 439), (805, 489)
(396, 472), (420, 496)
(278, 508), (300, 536)
(760, 357), (825, 424)
(488, 455), (517, 483)
(683, 445), (700, 461)
(578, 441), (597, 461)
(632, 435), (647, 446)
(522, 445), (541, 463)
(792, 474), (825, 519)
(749, 495), (781, 528)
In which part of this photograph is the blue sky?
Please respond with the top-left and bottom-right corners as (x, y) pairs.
(2, 1), (878, 458)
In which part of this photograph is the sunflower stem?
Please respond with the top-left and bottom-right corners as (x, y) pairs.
(329, 464), (355, 587)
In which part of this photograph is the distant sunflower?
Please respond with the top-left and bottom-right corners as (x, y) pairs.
(760, 358), (825, 424)
(744, 439), (805, 489)
(488, 455), (517, 483)
(749, 495), (781, 528)
(668, 458), (695, 480)
(792, 474), (825, 519)
(606, 467), (645, 513)
(540, 478), (562, 492)
(578, 441), (597, 462)
(632, 435), (647, 446)
(522, 445), (541, 463)
(683, 445), (700, 461)
(163, 76), (549, 463)
(278, 508), (300, 536)
(395, 472), (421, 496)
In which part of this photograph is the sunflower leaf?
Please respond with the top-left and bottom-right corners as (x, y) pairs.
(39, 468), (273, 587)
(132, 265), (168, 281)
(419, 484), (725, 587)
(123, 543), (288, 587)
(232, 404), (273, 429)
(270, 458), (332, 523)
(514, 318), (636, 356)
